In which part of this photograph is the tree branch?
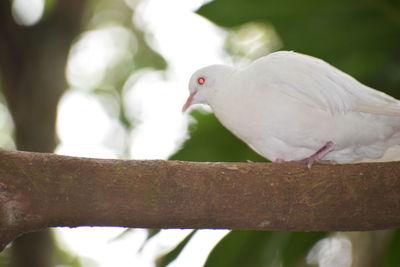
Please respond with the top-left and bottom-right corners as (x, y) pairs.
(0, 149), (400, 251)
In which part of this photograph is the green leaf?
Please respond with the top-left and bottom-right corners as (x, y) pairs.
(204, 231), (326, 267)
(137, 229), (162, 252)
(281, 232), (327, 266)
(171, 111), (267, 162)
(156, 230), (197, 267)
(146, 229), (162, 242)
(204, 231), (276, 267)
(383, 229), (400, 267)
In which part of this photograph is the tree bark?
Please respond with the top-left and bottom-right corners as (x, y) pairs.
(0, 149), (400, 251)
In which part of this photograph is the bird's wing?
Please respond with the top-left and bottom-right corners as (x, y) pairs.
(253, 51), (400, 116)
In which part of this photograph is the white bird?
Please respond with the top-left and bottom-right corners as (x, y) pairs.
(182, 51), (400, 168)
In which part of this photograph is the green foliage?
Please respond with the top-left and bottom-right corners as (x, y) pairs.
(197, 0), (400, 97)
(205, 231), (279, 267)
(137, 229), (162, 252)
(0, 247), (10, 267)
(383, 229), (400, 267)
(145, 229), (162, 243)
(54, 246), (84, 267)
(156, 230), (197, 267)
(204, 231), (326, 267)
(280, 232), (328, 266)
(171, 110), (266, 162)
(41, 0), (58, 21)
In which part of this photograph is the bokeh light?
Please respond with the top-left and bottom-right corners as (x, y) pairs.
(12, 0), (44, 26)
(54, 0), (231, 265)
(66, 26), (137, 90)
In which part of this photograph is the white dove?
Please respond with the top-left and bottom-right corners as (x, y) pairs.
(182, 51), (400, 168)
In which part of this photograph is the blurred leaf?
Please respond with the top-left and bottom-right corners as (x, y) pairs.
(54, 241), (85, 267)
(133, 28), (168, 71)
(171, 110), (267, 162)
(281, 232), (327, 266)
(383, 229), (400, 267)
(138, 229), (162, 252)
(225, 22), (282, 62)
(156, 230), (197, 267)
(204, 231), (278, 267)
(0, 246), (11, 267)
(108, 228), (162, 253)
(197, 0), (400, 97)
(204, 231), (326, 267)
(146, 229), (162, 242)
(43, 0), (57, 18)
(108, 228), (135, 243)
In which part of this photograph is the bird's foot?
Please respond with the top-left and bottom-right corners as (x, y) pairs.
(275, 158), (337, 169)
(297, 158), (337, 169)
(274, 141), (336, 169)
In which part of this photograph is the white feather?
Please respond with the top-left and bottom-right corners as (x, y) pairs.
(250, 51), (400, 116)
(187, 51), (400, 163)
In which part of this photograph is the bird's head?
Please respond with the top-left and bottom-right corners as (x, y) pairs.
(182, 64), (234, 112)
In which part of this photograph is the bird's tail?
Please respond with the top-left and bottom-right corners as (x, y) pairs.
(359, 145), (400, 163)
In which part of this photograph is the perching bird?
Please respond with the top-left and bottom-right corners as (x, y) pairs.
(182, 51), (400, 168)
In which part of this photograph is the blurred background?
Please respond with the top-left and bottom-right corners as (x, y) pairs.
(0, 0), (400, 266)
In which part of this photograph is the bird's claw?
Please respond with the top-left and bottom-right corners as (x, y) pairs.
(275, 158), (337, 169)
(299, 158), (337, 169)
(274, 141), (336, 169)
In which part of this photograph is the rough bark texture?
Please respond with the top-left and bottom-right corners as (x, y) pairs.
(0, 149), (400, 251)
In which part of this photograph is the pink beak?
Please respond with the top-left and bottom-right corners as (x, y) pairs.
(182, 92), (196, 113)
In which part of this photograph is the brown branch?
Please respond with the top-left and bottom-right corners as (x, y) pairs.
(0, 149), (400, 251)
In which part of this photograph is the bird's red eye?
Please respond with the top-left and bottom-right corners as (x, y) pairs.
(197, 77), (205, 85)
